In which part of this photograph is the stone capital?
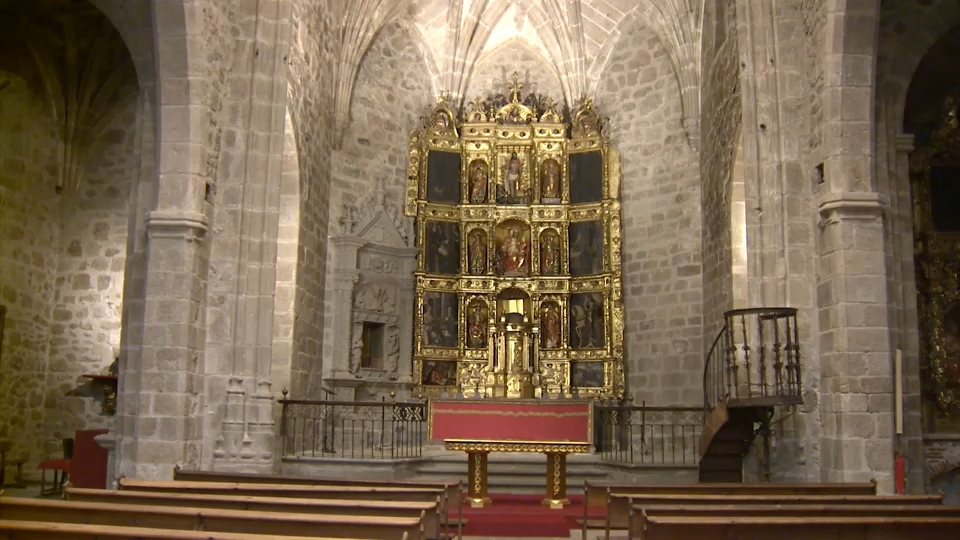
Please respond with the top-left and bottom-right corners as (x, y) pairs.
(145, 210), (209, 241)
(817, 191), (888, 226)
(332, 271), (361, 290)
(895, 133), (915, 153)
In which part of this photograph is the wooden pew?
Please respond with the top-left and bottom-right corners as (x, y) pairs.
(628, 504), (960, 540)
(119, 479), (444, 504)
(0, 497), (424, 540)
(579, 480), (879, 540)
(0, 520), (400, 540)
(604, 493), (944, 540)
(65, 487), (443, 540)
(631, 515), (960, 540)
(170, 468), (463, 538)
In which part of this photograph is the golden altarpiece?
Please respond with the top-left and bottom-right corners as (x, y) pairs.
(913, 95), (960, 429)
(405, 76), (625, 399)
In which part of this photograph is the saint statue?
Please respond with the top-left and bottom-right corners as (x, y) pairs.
(468, 231), (487, 274)
(468, 303), (487, 348)
(540, 232), (560, 275)
(503, 152), (522, 198)
(469, 160), (487, 203)
(500, 227), (528, 274)
(540, 159), (560, 200)
(541, 304), (561, 349)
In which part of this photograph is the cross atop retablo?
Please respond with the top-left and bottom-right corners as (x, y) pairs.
(506, 72), (523, 103)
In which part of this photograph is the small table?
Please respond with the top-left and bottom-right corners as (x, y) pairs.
(429, 399), (593, 509)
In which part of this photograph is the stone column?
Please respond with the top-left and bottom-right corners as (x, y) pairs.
(326, 236), (365, 382)
(397, 248), (419, 385)
(817, 193), (895, 491)
(117, 210), (209, 480)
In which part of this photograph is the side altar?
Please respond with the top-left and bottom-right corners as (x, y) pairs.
(428, 399), (593, 508)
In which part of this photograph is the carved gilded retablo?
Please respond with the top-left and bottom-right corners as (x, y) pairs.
(406, 74), (625, 399)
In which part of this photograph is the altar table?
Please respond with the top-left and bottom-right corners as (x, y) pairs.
(428, 399), (593, 509)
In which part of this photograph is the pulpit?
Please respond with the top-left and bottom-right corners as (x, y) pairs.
(428, 399), (593, 508)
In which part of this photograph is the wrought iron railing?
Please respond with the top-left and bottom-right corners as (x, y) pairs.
(595, 400), (703, 465)
(279, 397), (427, 459)
(703, 307), (803, 411)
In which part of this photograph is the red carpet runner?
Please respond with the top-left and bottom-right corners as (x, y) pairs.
(457, 493), (602, 538)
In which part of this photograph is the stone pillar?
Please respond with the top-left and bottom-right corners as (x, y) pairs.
(817, 193), (895, 491)
(326, 236), (365, 382)
(398, 274), (416, 384)
(118, 210), (209, 480)
(94, 432), (117, 489)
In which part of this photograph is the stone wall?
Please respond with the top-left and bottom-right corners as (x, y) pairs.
(0, 72), (138, 469)
(321, 21), (431, 380)
(595, 20), (702, 406)
(45, 96), (139, 442)
(0, 75), (62, 463)
(287, 1), (338, 398)
(698, 0), (741, 343)
(466, 40), (564, 102)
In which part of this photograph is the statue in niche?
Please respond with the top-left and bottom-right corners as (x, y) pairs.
(499, 226), (529, 275)
(386, 327), (399, 377)
(467, 302), (488, 349)
(540, 303), (561, 349)
(497, 151), (528, 204)
(468, 230), (487, 274)
(540, 230), (560, 275)
(350, 324), (363, 374)
(469, 160), (488, 204)
(540, 159), (561, 201)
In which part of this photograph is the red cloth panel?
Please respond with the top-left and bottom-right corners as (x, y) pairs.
(429, 400), (591, 443)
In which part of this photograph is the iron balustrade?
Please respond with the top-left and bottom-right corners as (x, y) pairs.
(279, 398), (427, 459)
(595, 400), (703, 465)
(703, 307), (803, 411)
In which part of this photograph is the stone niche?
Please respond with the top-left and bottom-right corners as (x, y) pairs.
(327, 203), (417, 401)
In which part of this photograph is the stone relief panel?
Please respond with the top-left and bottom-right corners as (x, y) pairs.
(326, 195), (418, 399)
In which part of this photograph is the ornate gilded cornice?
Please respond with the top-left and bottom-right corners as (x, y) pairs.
(444, 439), (591, 454)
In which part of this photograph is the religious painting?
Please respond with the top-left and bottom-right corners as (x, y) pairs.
(569, 292), (605, 349)
(466, 298), (489, 349)
(422, 292), (458, 348)
(569, 221), (603, 276)
(424, 220), (460, 275)
(539, 229), (561, 276)
(495, 220), (531, 276)
(540, 158), (562, 203)
(496, 150), (531, 204)
(539, 301), (562, 349)
(467, 229), (488, 275)
(942, 303), (960, 388)
(468, 159), (489, 204)
(422, 360), (458, 386)
(571, 361), (604, 387)
(569, 151), (603, 203)
(426, 150), (462, 204)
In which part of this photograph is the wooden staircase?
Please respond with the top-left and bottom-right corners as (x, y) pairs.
(698, 308), (803, 482)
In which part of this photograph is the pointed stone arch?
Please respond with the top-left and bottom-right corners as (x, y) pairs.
(465, 37), (565, 103)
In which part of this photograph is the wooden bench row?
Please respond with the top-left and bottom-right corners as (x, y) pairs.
(578, 480), (960, 540)
(171, 468), (463, 531)
(0, 472), (464, 540)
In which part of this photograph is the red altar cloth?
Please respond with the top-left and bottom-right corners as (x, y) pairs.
(428, 400), (592, 444)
